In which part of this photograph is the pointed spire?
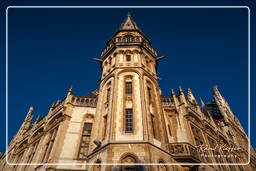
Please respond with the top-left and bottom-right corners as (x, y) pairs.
(178, 86), (184, 95)
(199, 97), (205, 107)
(35, 114), (41, 123)
(212, 85), (230, 124)
(212, 85), (224, 105)
(170, 88), (179, 106)
(68, 85), (73, 92)
(212, 85), (220, 95)
(187, 88), (196, 102)
(67, 85), (73, 96)
(28, 106), (34, 113)
(14, 106), (34, 141)
(26, 106), (34, 120)
(23, 106), (34, 130)
(50, 102), (55, 108)
(119, 12), (140, 31)
(178, 86), (187, 104)
(171, 89), (176, 96)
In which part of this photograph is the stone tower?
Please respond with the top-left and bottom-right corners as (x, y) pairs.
(87, 13), (177, 170)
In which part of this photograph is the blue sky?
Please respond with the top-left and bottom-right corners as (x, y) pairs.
(0, 4), (255, 153)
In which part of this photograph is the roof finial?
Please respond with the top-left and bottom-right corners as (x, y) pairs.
(170, 89), (176, 96)
(25, 106), (34, 121)
(50, 102), (55, 108)
(199, 97), (205, 107)
(68, 85), (73, 92)
(187, 88), (195, 100)
(67, 85), (73, 96)
(178, 86), (184, 94)
(212, 85), (219, 94)
(35, 114), (41, 123)
(178, 86), (186, 104)
(212, 85), (225, 106)
(28, 106), (34, 113)
(119, 12), (139, 31)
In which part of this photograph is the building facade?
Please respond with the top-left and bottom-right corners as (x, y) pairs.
(1, 13), (256, 171)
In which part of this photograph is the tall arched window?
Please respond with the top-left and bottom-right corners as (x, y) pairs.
(125, 108), (133, 133)
(147, 87), (152, 104)
(151, 114), (157, 138)
(105, 82), (111, 108)
(78, 123), (92, 159)
(102, 114), (108, 140)
(124, 76), (133, 133)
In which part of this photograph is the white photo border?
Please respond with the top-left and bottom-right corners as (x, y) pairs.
(5, 6), (251, 166)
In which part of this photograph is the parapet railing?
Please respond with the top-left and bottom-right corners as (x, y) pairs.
(169, 142), (200, 161)
(71, 96), (97, 107)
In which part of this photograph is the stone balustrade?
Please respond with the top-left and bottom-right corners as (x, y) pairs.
(169, 143), (200, 162)
(161, 97), (175, 107)
(71, 96), (97, 107)
(101, 36), (157, 57)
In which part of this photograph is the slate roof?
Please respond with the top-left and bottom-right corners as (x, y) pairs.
(82, 89), (99, 98)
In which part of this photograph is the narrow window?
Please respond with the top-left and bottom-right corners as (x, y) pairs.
(78, 123), (92, 159)
(125, 82), (132, 95)
(104, 61), (108, 72)
(168, 124), (172, 136)
(125, 109), (133, 133)
(106, 87), (111, 104)
(102, 115), (108, 140)
(147, 87), (152, 103)
(126, 55), (131, 62)
(151, 114), (157, 138)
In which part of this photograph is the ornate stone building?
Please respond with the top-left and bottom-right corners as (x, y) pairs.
(1, 13), (256, 171)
